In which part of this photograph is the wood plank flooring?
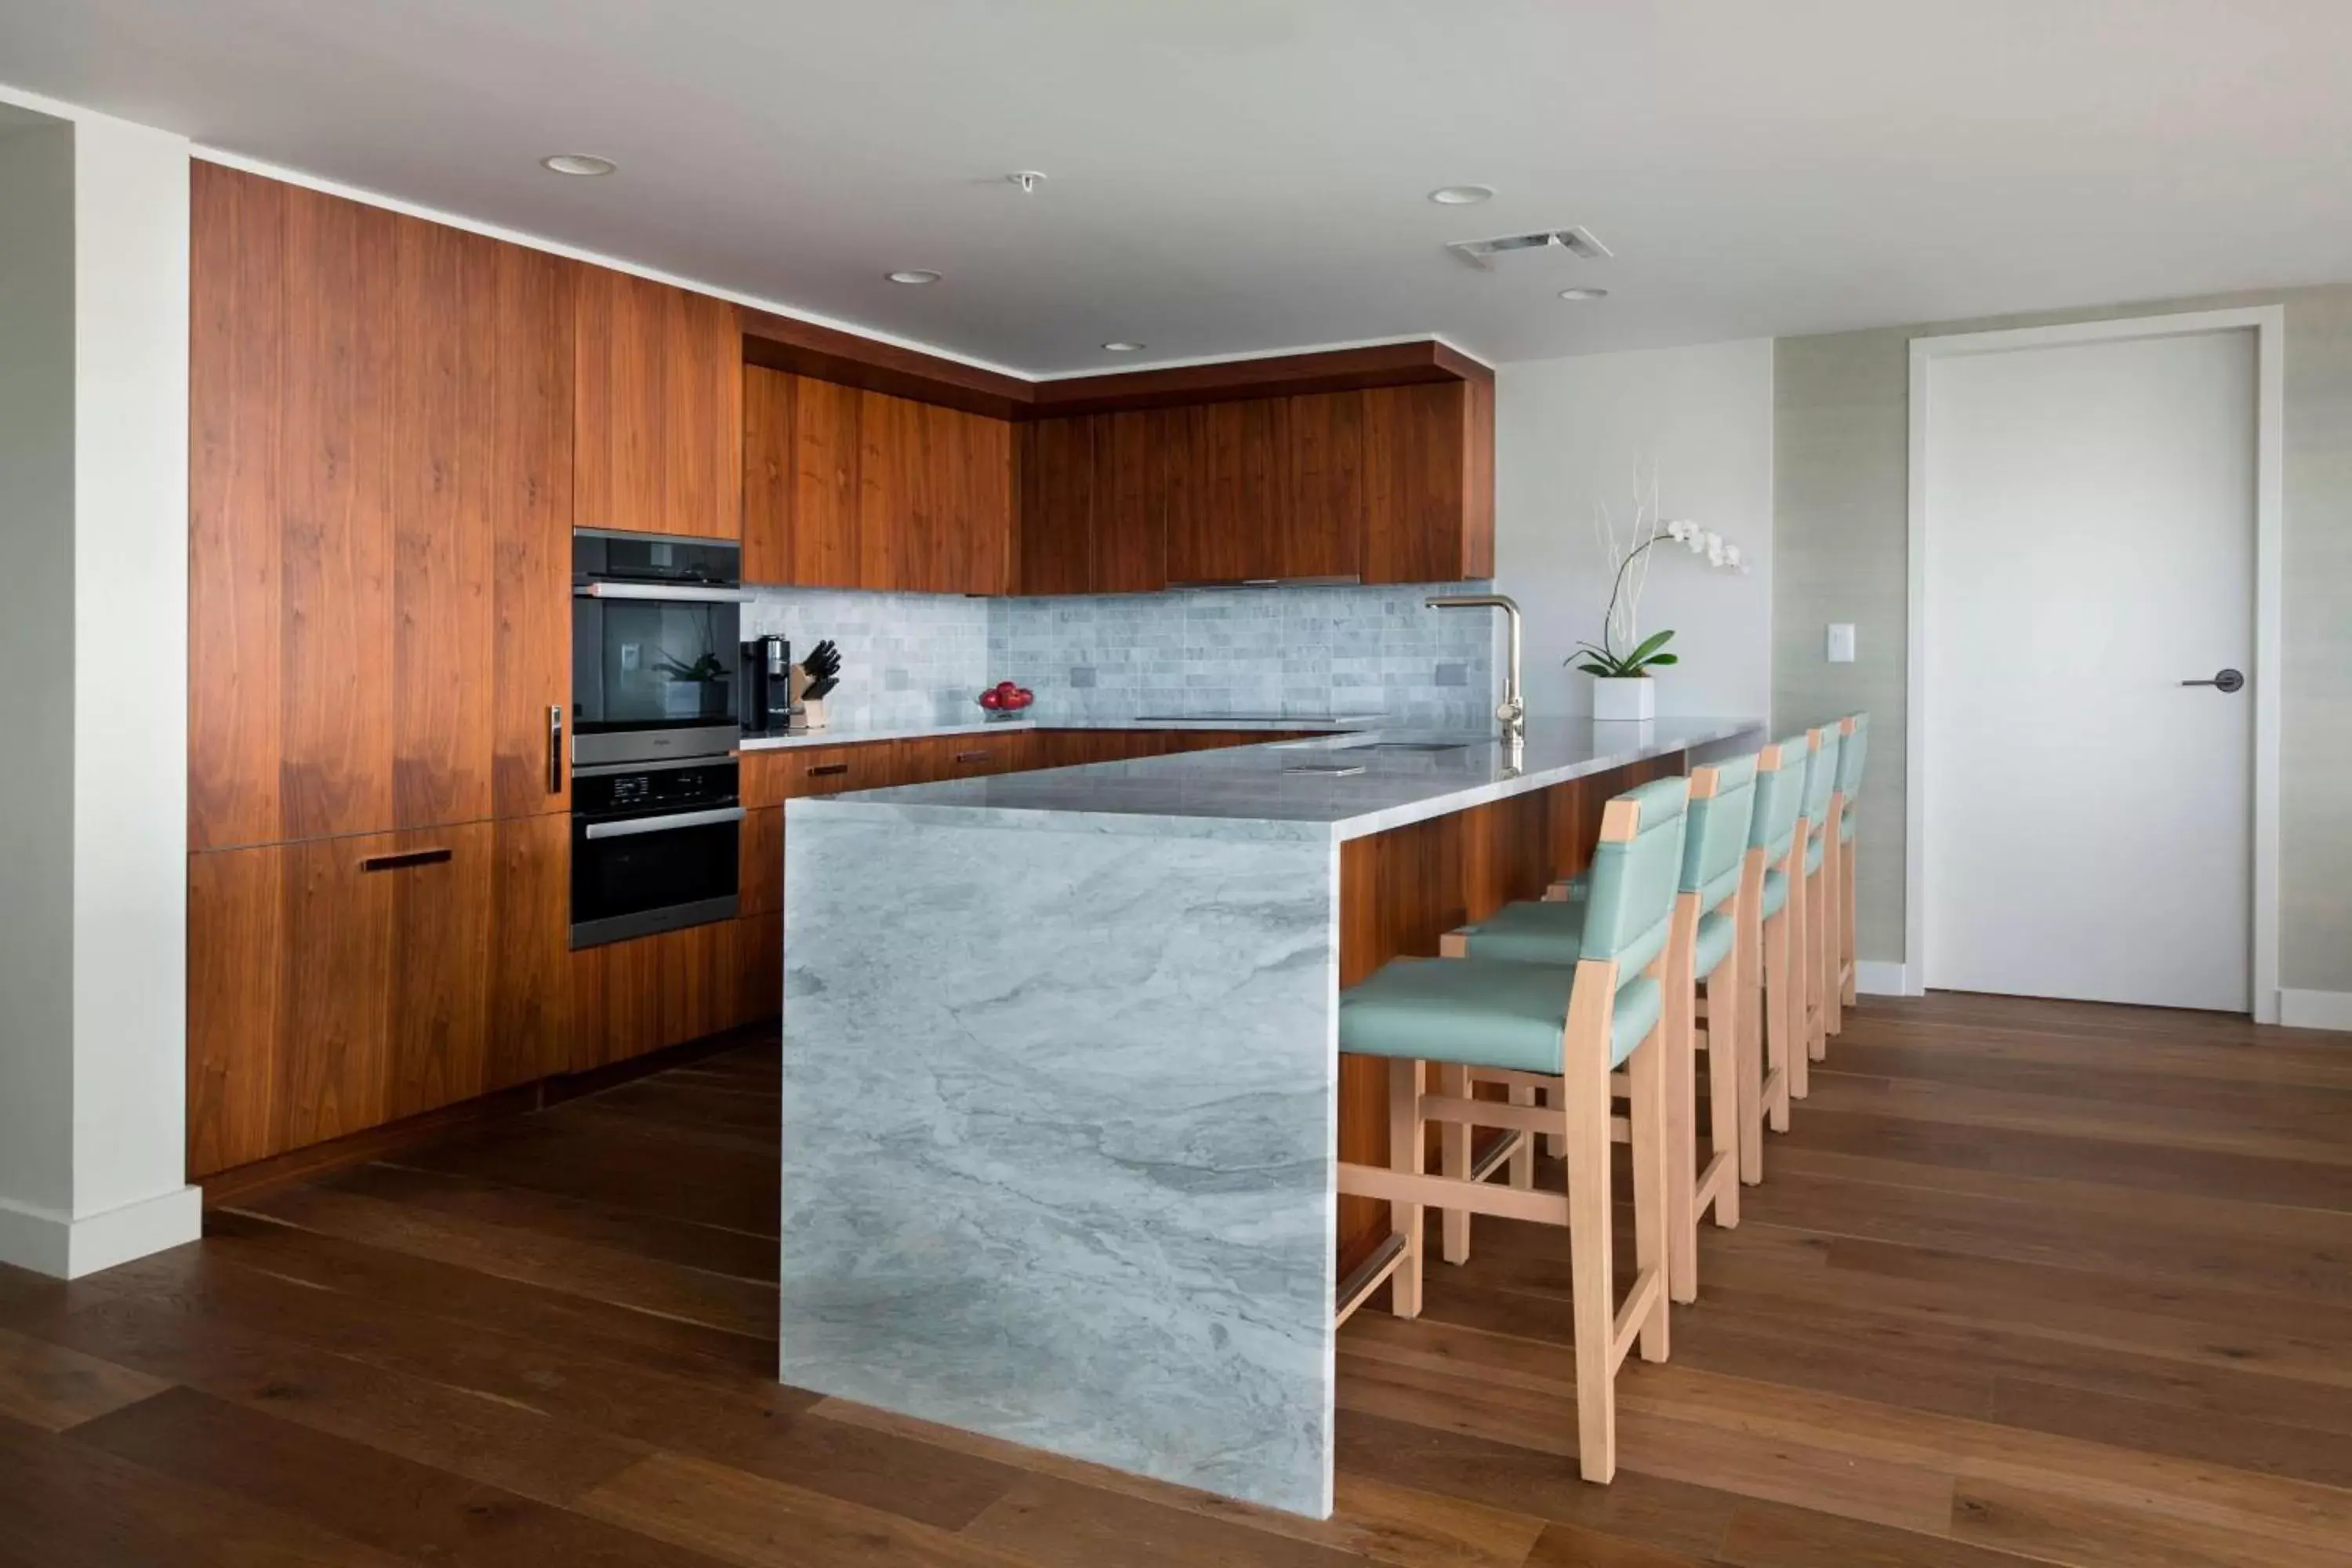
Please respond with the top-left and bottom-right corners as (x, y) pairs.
(3, 993), (2350, 1566)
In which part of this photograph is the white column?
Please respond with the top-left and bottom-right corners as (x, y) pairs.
(0, 93), (198, 1278)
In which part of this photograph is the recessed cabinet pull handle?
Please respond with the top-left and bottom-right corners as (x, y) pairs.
(361, 848), (453, 873)
(954, 750), (989, 762)
(548, 705), (565, 795)
(808, 763), (850, 777)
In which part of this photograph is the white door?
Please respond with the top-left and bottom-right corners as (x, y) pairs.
(1923, 328), (2255, 1011)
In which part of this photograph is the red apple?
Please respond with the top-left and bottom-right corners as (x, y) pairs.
(996, 680), (1019, 695)
(978, 688), (1002, 710)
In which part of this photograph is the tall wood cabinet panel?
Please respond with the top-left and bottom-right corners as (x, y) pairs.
(573, 266), (742, 539)
(189, 164), (575, 849)
(487, 813), (575, 1091)
(940, 401), (1014, 596)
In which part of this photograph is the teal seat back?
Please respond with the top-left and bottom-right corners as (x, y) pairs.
(1835, 713), (1869, 799)
(1681, 755), (1756, 916)
(1578, 776), (1689, 979)
(1748, 735), (1809, 863)
(1800, 727), (1841, 828)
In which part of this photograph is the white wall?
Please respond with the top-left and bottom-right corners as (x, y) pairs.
(0, 89), (197, 1278)
(0, 112), (80, 1233)
(1494, 339), (1775, 720)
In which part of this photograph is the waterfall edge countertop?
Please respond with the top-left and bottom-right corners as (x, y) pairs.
(739, 715), (1365, 750)
(786, 715), (1762, 841)
(778, 713), (1764, 1519)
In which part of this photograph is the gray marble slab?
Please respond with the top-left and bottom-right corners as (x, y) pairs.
(740, 716), (1368, 750)
(788, 717), (1764, 841)
(781, 816), (1338, 1516)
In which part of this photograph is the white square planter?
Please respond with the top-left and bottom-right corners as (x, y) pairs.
(1592, 676), (1657, 722)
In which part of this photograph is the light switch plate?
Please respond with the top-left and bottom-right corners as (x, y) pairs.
(1826, 623), (1857, 663)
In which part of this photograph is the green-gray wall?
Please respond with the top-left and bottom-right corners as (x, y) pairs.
(1774, 285), (2352, 997)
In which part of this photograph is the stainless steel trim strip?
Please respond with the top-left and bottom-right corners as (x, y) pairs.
(572, 753), (739, 779)
(569, 895), (741, 950)
(575, 526), (744, 548)
(582, 806), (746, 841)
(571, 725), (741, 768)
(574, 581), (753, 603)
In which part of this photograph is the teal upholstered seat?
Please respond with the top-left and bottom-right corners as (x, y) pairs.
(1340, 960), (1663, 1072)
(1339, 775), (1690, 1075)
(1761, 867), (1789, 918)
(1461, 897), (1586, 964)
(1804, 831), (1824, 876)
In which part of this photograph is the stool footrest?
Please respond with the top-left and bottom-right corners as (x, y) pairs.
(1334, 1232), (1409, 1329)
(1338, 1161), (1571, 1227)
(1419, 1093), (1555, 1136)
(1610, 1267), (1667, 1372)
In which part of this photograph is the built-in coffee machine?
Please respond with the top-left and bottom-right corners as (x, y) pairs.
(740, 635), (793, 734)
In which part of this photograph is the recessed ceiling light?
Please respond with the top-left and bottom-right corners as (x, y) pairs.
(887, 269), (942, 285)
(541, 154), (615, 177)
(1102, 341), (1145, 352)
(1428, 184), (1495, 205)
(1559, 287), (1610, 300)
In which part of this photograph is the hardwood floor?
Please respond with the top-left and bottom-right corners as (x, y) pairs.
(4, 994), (2350, 1566)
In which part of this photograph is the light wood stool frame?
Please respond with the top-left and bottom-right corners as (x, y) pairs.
(1336, 796), (1673, 1484)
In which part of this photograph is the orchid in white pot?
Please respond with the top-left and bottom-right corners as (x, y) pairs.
(1569, 468), (1747, 720)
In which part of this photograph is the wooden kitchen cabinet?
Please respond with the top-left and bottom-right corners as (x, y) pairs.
(1283, 391), (1368, 581)
(893, 731), (1035, 782)
(747, 370), (1012, 593)
(1363, 380), (1494, 583)
(1016, 411), (1168, 596)
(572, 264), (742, 539)
(189, 163), (575, 849)
(570, 913), (779, 1071)
(1166, 399), (1292, 584)
(743, 366), (862, 588)
(183, 819), (579, 1177)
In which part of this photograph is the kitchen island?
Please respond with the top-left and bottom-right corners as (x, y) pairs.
(779, 717), (1761, 1518)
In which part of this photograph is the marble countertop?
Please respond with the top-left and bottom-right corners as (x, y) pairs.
(739, 716), (1366, 750)
(787, 717), (1765, 842)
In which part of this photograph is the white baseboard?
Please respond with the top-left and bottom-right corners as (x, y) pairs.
(1855, 960), (1916, 997)
(0, 1185), (201, 1279)
(2279, 989), (2352, 1033)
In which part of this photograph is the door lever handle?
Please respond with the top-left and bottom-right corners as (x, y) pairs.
(2180, 668), (2245, 693)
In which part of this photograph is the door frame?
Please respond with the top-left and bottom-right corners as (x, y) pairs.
(1905, 307), (2285, 1021)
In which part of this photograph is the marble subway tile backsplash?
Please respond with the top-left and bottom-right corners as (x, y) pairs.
(990, 583), (1500, 725)
(742, 588), (991, 730)
(744, 583), (1499, 729)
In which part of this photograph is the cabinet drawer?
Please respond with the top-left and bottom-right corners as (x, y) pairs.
(895, 731), (1034, 782)
(742, 740), (894, 807)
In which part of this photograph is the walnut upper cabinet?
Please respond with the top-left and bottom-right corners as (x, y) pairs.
(1018, 379), (1493, 595)
(188, 163), (575, 850)
(742, 367), (1013, 593)
(574, 266), (742, 540)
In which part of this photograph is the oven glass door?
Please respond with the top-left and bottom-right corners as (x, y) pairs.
(572, 597), (741, 735)
(572, 809), (742, 948)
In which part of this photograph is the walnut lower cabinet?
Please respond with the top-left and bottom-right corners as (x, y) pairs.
(186, 815), (572, 1178)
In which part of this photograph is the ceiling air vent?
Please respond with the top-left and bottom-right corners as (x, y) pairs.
(1445, 226), (1613, 270)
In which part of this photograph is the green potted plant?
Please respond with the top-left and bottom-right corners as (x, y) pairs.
(1569, 475), (1745, 720)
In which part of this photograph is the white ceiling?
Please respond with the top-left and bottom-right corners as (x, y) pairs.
(5, 0), (2350, 376)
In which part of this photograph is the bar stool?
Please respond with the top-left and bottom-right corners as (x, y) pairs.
(1429, 761), (1751, 1304)
(1795, 724), (1843, 1072)
(1823, 713), (1869, 1028)
(1334, 776), (1686, 1483)
(1734, 736), (1809, 1178)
